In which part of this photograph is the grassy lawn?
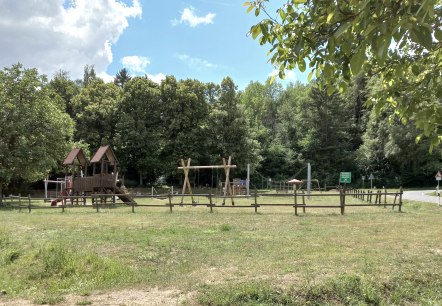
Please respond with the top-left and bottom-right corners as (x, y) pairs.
(0, 191), (441, 305)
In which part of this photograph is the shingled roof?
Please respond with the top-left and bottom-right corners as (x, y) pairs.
(63, 148), (89, 167)
(90, 145), (118, 165)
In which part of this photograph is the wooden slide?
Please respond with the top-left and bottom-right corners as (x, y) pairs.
(114, 186), (136, 204)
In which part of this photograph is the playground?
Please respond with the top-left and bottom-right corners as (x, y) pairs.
(0, 146), (440, 305)
(0, 196), (441, 305)
(2, 145), (405, 216)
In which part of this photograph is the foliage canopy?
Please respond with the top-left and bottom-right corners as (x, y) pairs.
(245, 0), (442, 149)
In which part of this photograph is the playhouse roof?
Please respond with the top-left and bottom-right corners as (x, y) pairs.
(91, 145), (117, 165)
(63, 148), (89, 167)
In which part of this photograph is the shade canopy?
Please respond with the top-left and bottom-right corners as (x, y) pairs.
(287, 178), (303, 184)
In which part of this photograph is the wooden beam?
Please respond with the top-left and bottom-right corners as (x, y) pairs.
(177, 165), (237, 170)
(222, 156), (235, 205)
(180, 158), (194, 204)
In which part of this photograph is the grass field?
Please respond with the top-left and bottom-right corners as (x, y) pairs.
(0, 191), (441, 305)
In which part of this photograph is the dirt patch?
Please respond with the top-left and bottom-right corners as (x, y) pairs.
(0, 288), (195, 306)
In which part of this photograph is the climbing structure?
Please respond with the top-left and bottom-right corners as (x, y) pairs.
(60, 145), (135, 205)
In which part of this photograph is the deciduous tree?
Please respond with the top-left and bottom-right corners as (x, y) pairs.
(245, 0), (442, 148)
(0, 64), (74, 193)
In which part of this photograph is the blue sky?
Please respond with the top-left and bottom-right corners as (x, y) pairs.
(108, 0), (307, 89)
(0, 0), (307, 89)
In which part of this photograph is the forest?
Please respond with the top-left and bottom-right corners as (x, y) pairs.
(0, 63), (440, 194)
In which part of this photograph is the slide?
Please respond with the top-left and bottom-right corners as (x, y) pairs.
(115, 186), (136, 204)
(50, 189), (68, 206)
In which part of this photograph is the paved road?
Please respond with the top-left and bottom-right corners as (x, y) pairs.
(402, 190), (441, 204)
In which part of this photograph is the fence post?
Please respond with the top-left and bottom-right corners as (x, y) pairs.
(254, 190), (258, 213)
(399, 186), (403, 212)
(18, 193), (22, 212)
(168, 193), (173, 213)
(302, 190), (306, 213)
(28, 194), (31, 213)
(384, 187), (387, 208)
(209, 194), (213, 213)
(132, 202), (135, 213)
(294, 189), (298, 216)
(96, 201), (99, 213)
(340, 187), (345, 215)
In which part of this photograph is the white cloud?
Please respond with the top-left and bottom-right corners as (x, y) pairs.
(146, 73), (166, 84)
(121, 56), (150, 73)
(268, 69), (297, 82)
(121, 55), (165, 84)
(0, 0), (142, 80)
(176, 54), (218, 70)
(171, 7), (215, 27)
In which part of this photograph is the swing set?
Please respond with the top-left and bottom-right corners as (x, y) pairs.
(178, 156), (237, 205)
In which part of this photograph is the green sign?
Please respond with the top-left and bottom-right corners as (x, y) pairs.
(340, 172), (351, 183)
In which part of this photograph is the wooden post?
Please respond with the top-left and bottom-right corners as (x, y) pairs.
(301, 190), (306, 213)
(222, 156), (235, 206)
(18, 193), (22, 212)
(96, 201), (99, 213)
(340, 187), (345, 215)
(180, 158), (194, 204)
(384, 188), (387, 208)
(209, 194), (213, 213)
(399, 187), (403, 212)
(28, 194), (31, 213)
(168, 193), (173, 213)
(132, 202), (135, 213)
(254, 190), (258, 213)
(294, 189), (298, 216)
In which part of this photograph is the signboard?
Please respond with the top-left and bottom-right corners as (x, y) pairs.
(369, 174), (375, 180)
(436, 171), (442, 181)
(340, 172), (351, 183)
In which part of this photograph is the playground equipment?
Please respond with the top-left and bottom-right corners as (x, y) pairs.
(178, 156), (238, 205)
(49, 146), (134, 206)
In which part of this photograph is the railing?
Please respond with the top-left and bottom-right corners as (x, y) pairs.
(0, 187), (403, 215)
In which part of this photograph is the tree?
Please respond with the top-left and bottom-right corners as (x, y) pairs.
(209, 77), (261, 170)
(160, 77), (210, 177)
(245, 0), (442, 148)
(72, 79), (122, 151)
(79, 65), (98, 88)
(113, 77), (163, 185)
(114, 68), (131, 88)
(296, 85), (354, 184)
(0, 64), (74, 193)
(48, 70), (80, 118)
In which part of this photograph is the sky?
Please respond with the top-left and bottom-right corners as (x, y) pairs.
(0, 0), (307, 89)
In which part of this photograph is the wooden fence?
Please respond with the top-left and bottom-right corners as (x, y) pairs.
(0, 187), (402, 215)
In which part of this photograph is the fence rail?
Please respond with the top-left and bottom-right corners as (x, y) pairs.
(0, 187), (403, 215)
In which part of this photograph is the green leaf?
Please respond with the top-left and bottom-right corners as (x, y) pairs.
(411, 26), (433, 49)
(327, 12), (334, 23)
(293, 0), (307, 3)
(278, 9), (286, 20)
(350, 48), (365, 75)
(435, 28), (442, 41)
(251, 25), (261, 39)
(307, 71), (314, 82)
(246, 5), (254, 13)
(411, 65), (420, 75)
(326, 85), (335, 96)
(298, 59), (306, 72)
(334, 23), (351, 39)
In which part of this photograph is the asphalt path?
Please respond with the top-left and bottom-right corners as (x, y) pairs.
(402, 190), (442, 205)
